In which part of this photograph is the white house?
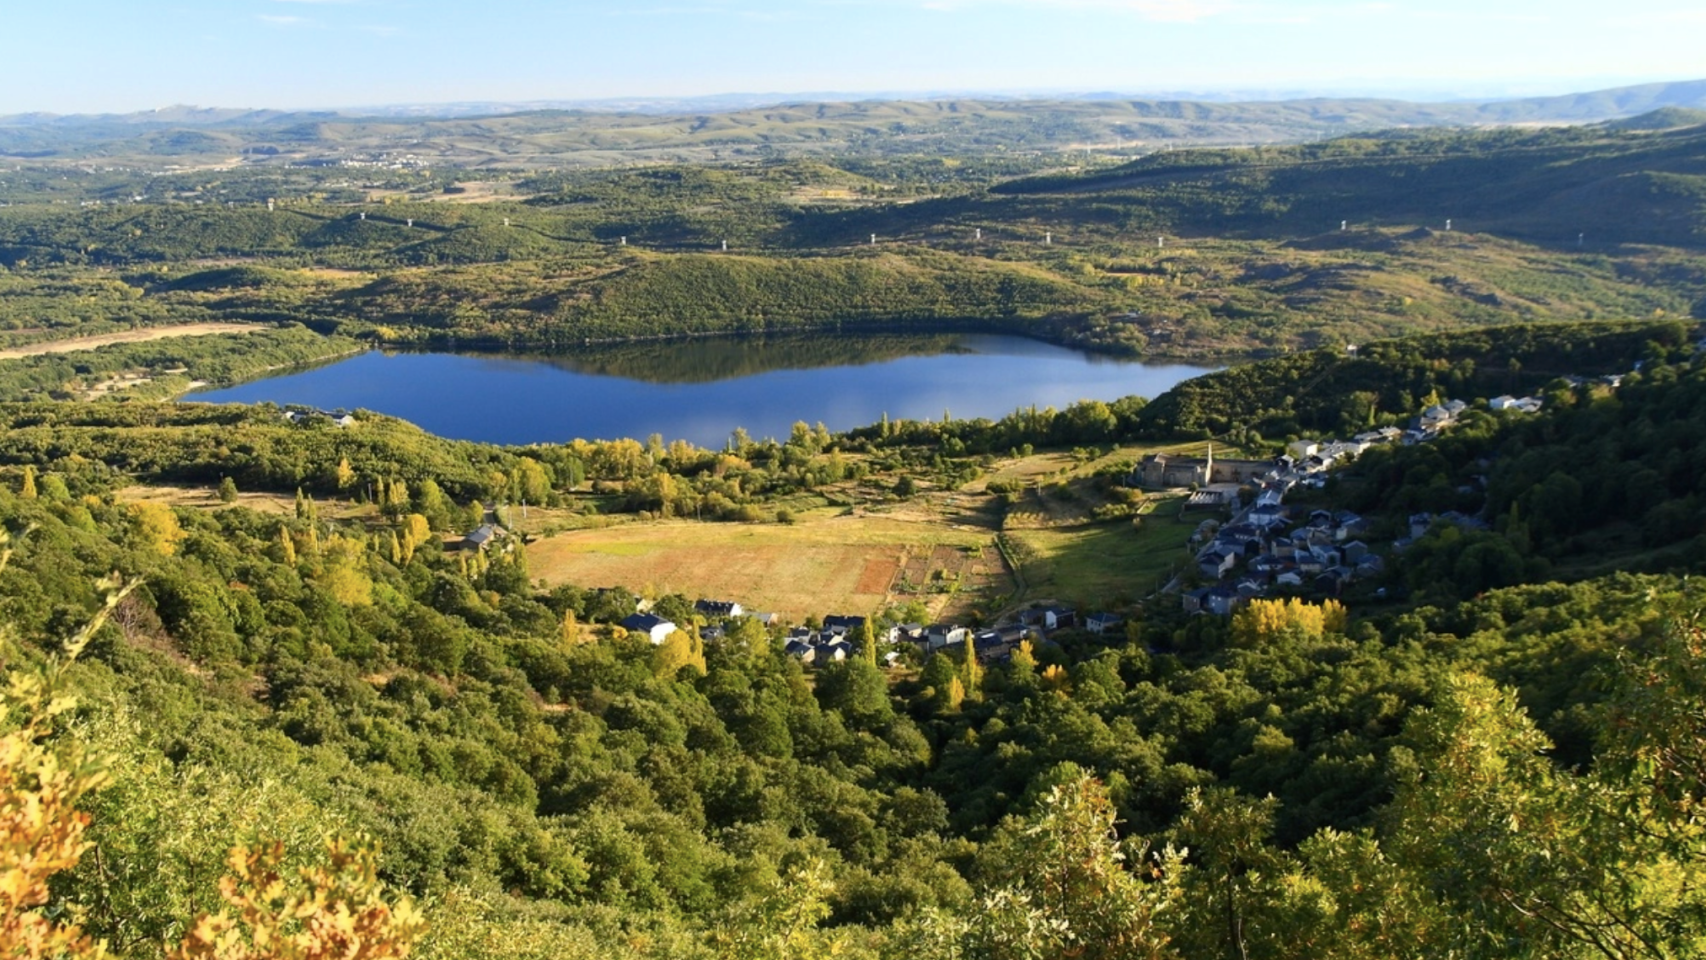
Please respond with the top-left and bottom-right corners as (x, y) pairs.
(1287, 440), (1320, 460)
(620, 613), (678, 645)
(925, 624), (970, 651)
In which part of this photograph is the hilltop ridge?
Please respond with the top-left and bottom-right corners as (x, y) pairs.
(5, 78), (1706, 167)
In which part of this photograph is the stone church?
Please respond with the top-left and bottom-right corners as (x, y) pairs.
(1132, 444), (1273, 489)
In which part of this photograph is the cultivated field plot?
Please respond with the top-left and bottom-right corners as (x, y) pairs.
(528, 515), (1004, 621)
(892, 541), (1011, 606)
(1004, 500), (1195, 609)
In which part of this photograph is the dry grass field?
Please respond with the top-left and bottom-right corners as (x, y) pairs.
(123, 441), (1211, 618)
(527, 514), (1006, 621)
(0, 323), (263, 359)
(117, 484), (375, 520)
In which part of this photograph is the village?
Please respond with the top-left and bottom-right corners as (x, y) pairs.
(423, 379), (1601, 676)
(1170, 391), (1554, 617)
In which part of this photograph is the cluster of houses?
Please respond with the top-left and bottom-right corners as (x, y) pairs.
(782, 615), (1041, 667)
(1183, 507), (1381, 615)
(280, 407), (357, 428)
(604, 595), (1124, 670)
(1172, 396), (1499, 615)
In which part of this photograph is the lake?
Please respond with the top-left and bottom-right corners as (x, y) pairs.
(188, 333), (1216, 448)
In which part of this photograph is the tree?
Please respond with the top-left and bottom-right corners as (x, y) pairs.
(710, 859), (841, 960)
(971, 776), (1182, 960)
(414, 480), (451, 531)
(560, 609), (582, 648)
(129, 501), (187, 557)
(921, 655), (962, 714)
(18, 465), (36, 500)
(316, 536), (372, 608)
(36, 474), (69, 501)
(1371, 670), (1706, 959)
(942, 676), (967, 713)
(218, 477), (239, 504)
(1171, 788), (1288, 960)
(511, 458), (551, 507)
(1229, 599), (1346, 648)
(960, 650), (984, 704)
(294, 489), (318, 525)
(383, 478), (410, 518)
(276, 525), (297, 566)
(171, 838), (424, 960)
(815, 658), (892, 730)
(0, 572), (123, 960)
(398, 514), (432, 566)
(652, 628), (706, 679)
(855, 621), (877, 666)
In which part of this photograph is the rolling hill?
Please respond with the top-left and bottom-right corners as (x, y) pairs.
(4, 79), (1706, 168)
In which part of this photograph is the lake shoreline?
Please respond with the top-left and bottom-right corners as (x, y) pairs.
(363, 323), (1271, 371)
(186, 332), (1219, 448)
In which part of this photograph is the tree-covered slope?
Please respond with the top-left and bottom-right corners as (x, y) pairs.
(995, 122), (1706, 246)
(1131, 318), (1690, 439)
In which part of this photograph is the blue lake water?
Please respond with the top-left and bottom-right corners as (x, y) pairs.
(188, 333), (1216, 448)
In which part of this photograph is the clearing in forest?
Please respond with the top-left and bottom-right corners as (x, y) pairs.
(116, 484), (375, 521)
(0, 323), (264, 359)
(527, 515), (1007, 622)
(1002, 497), (1195, 610)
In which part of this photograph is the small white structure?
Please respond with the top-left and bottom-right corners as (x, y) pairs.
(925, 624), (969, 651)
(1491, 395), (1545, 414)
(1287, 440), (1320, 460)
(621, 613), (678, 645)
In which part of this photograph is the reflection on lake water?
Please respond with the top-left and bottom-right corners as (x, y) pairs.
(188, 333), (1217, 448)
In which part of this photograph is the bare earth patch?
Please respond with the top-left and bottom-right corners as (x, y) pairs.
(0, 323), (265, 359)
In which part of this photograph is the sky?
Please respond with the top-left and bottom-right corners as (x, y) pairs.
(3, 0), (1704, 114)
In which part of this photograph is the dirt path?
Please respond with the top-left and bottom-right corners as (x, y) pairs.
(0, 323), (265, 359)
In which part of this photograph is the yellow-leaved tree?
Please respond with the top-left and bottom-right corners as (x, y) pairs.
(171, 839), (425, 960)
(128, 501), (188, 557)
(317, 535), (373, 607)
(1230, 598), (1347, 647)
(398, 514), (432, 566)
(0, 567), (119, 960)
(652, 627), (707, 678)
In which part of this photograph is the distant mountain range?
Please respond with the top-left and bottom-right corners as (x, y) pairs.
(2, 79), (1704, 167)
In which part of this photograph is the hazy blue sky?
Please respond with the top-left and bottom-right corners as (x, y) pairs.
(4, 0), (1702, 113)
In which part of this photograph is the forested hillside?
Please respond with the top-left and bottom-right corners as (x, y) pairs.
(6, 324), (1706, 956)
(0, 118), (1701, 373)
(1131, 318), (1690, 439)
(997, 120), (1706, 246)
(5, 90), (1706, 957)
